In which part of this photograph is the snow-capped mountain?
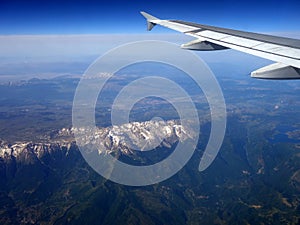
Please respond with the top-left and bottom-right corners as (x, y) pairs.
(0, 119), (196, 163)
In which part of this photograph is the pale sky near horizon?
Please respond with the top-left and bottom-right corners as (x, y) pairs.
(0, 33), (277, 82)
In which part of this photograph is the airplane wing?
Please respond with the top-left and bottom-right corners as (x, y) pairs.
(141, 12), (300, 79)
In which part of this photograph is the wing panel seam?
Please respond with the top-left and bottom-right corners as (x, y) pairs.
(195, 33), (300, 60)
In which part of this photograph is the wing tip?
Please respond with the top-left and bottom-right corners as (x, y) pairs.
(140, 11), (159, 31)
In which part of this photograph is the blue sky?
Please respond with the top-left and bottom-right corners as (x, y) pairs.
(1, 0), (300, 34)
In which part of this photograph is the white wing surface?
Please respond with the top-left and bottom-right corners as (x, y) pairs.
(141, 12), (300, 79)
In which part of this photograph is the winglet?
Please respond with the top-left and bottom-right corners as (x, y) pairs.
(140, 11), (159, 31)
